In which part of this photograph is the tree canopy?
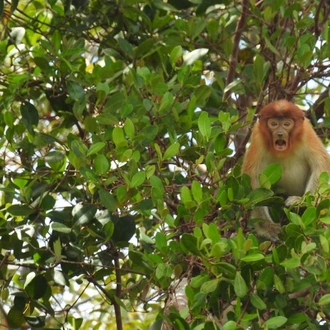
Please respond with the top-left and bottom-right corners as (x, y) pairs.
(1, 0), (330, 329)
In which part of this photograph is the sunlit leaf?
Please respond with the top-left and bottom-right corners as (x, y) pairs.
(234, 272), (248, 298)
(130, 171), (146, 188)
(264, 316), (287, 329)
(198, 111), (211, 140)
(87, 142), (106, 156)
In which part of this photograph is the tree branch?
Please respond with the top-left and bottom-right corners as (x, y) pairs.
(224, 0), (249, 101)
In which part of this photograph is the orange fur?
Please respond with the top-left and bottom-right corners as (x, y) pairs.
(242, 100), (330, 239)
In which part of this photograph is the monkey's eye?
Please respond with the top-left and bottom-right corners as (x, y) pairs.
(270, 121), (278, 127)
(283, 121), (292, 127)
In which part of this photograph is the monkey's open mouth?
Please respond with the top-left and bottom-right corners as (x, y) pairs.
(274, 139), (287, 151)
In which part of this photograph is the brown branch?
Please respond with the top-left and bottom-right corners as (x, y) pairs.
(284, 68), (305, 100)
(306, 87), (330, 123)
(86, 272), (123, 330)
(288, 286), (312, 300)
(220, 125), (252, 175)
(112, 243), (123, 330)
(224, 0), (249, 101)
(314, 0), (328, 35)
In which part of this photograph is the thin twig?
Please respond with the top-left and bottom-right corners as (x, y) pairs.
(224, 0), (249, 101)
(112, 242), (123, 330)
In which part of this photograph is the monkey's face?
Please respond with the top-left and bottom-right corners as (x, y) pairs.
(267, 118), (294, 152)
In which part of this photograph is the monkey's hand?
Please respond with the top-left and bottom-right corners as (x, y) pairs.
(254, 221), (281, 242)
(285, 196), (302, 207)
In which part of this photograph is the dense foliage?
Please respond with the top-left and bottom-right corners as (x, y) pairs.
(1, 0), (330, 329)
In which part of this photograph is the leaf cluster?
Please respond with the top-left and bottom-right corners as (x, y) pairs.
(0, 0), (330, 329)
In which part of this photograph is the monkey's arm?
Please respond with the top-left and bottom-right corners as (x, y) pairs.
(285, 134), (330, 207)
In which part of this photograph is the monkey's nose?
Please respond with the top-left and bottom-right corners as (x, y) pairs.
(278, 132), (283, 138)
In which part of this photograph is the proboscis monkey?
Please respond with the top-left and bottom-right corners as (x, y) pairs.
(242, 100), (330, 240)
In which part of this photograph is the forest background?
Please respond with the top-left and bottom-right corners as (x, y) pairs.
(1, 0), (330, 329)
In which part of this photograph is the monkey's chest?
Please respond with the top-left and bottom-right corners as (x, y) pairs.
(276, 160), (310, 196)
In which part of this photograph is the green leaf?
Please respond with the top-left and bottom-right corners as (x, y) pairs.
(262, 163), (282, 185)
(274, 274), (285, 293)
(217, 262), (236, 279)
(53, 238), (62, 260)
(155, 232), (167, 250)
(247, 188), (274, 205)
(222, 321), (237, 330)
(296, 17), (314, 29)
(301, 241), (316, 254)
(180, 234), (200, 255)
(264, 316), (287, 329)
(94, 154), (110, 174)
(52, 29), (61, 51)
(163, 142), (180, 160)
(181, 186), (193, 205)
(87, 142), (106, 156)
(130, 171), (146, 188)
(265, 37), (280, 56)
(159, 92), (173, 113)
(198, 111), (211, 140)
(257, 267), (274, 290)
(20, 102), (39, 135)
(207, 223), (221, 244)
(190, 275), (210, 289)
(96, 82), (110, 104)
(104, 92), (126, 112)
(152, 82), (168, 96)
(72, 204), (97, 227)
(191, 180), (203, 203)
(253, 54), (265, 84)
(7, 205), (34, 216)
(4, 111), (14, 127)
(170, 45), (183, 67)
(52, 222), (71, 234)
(264, 6), (275, 20)
(7, 306), (25, 329)
(118, 38), (134, 57)
(287, 211), (303, 227)
(111, 215), (136, 242)
(195, 85), (211, 107)
(287, 313), (308, 325)
(251, 293), (267, 310)
(79, 166), (99, 184)
(320, 216), (330, 224)
(234, 272), (248, 298)
(223, 79), (243, 94)
(301, 207), (316, 226)
(200, 278), (219, 294)
(71, 140), (88, 158)
(320, 235), (329, 253)
(25, 274), (49, 299)
(45, 151), (65, 164)
(67, 80), (85, 103)
(218, 111), (231, 133)
(34, 56), (51, 72)
(150, 175), (164, 192)
(99, 188), (116, 212)
(156, 263), (172, 279)
(318, 294), (330, 305)
(103, 221), (114, 241)
(124, 118), (135, 140)
(112, 127), (127, 148)
(241, 253), (264, 262)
